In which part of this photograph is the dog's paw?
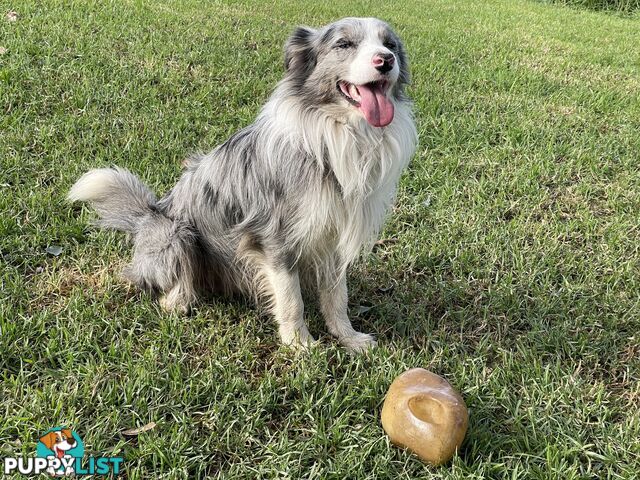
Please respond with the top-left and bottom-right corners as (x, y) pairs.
(158, 293), (190, 315)
(340, 332), (377, 353)
(280, 328), (316, 353)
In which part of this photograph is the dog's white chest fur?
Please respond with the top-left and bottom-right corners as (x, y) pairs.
(289, 101), (418, 270)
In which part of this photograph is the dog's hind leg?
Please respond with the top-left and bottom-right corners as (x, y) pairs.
(318, 267), (377, 353)
(124, 214), (199, 314)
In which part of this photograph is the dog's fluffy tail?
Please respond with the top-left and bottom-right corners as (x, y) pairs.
(69, 167), (199, 305)
(68, 167), (157, 233)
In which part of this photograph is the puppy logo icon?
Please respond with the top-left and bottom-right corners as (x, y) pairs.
(36, 427), (84, 476)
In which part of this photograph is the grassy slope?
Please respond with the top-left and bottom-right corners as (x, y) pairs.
(1, 0), (639, 478)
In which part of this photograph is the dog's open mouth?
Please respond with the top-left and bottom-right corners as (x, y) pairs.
(337, 80), (394, 128)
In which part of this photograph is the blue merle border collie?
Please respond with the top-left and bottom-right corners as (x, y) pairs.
(69, 17), (417, 352)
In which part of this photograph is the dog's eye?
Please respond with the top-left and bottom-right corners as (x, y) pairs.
(383, 40), (397, 50)
(334, 39), (354, 49)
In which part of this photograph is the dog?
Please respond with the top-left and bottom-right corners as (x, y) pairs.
(68, 17), (417, 352)
(39, 429), (76, 476)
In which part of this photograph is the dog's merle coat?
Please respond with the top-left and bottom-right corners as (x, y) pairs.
(69, 17), (417, 351)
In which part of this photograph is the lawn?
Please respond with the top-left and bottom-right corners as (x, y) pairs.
(1, 0), (639, 478)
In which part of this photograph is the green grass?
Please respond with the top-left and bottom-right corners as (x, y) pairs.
(1, 0), (639, 478)
(541, 0), (640, 14)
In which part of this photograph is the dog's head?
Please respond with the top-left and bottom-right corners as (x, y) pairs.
(283, 17), (409, 128)
(39, 429), (77, 452)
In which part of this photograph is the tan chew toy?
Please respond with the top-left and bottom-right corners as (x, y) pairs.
(381, 368), (468, 465)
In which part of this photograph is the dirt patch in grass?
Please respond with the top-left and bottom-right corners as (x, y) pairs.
(27, 261), (132, 314)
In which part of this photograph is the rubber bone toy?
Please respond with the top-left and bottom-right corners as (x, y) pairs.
(381, 368), (468, 465)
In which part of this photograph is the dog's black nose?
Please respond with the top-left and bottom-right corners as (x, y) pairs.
(372, 52), (395, 74)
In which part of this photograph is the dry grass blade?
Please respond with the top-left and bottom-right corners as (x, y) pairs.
(122, 422), (157, 436)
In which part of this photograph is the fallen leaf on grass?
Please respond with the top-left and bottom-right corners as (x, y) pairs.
(374, 238), (398, 247)
(6, 11), (18, 22)
(45, 245), (62, 256)
(354, 304), (373, 315)
(122, 422), (156, 436)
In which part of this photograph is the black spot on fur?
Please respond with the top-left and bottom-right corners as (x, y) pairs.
(203, 182), (218, 205)
(224, 201), (244, 225)
(264, 233), (298, 272)
(320, 25), (336, 45)
(268, 178), (285, 201)
(275, 250), (297, 272)
(222, 128), (254, 155)
(220, 128), (257, 180)
(241, 155), (251, 179)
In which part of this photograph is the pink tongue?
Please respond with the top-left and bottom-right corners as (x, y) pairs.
(357, 83), (394, 127)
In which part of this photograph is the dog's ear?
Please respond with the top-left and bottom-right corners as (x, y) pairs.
(284, 26), (318, 77)
(393, 36), (410, 88)
(39, 432), (56, 450)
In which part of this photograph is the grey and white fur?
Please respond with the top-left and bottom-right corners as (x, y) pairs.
(68, 17), (418, 352)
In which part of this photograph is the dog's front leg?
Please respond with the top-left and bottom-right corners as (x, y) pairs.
(319, 270), (377, 353)
(264, 264), (314, 350)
